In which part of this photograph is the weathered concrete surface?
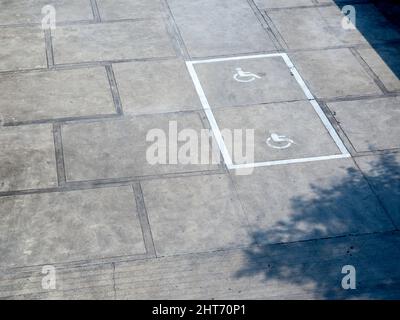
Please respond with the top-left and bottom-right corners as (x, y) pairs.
(0, 0), (94, 25)
(1, 232), (399, 299)
(0, 186), (146, 268)
(168, 0), (276, 57)
(357, 45), (400, 92)
(112, 232), (400, 299)
(267, 6), (368, 49)
(142, 174), (251, 256)
(268, 4), (400, 50)
(254, 0), (315, 9)
(356, 153), (400, 228)
(0, 0), (399, 300)
(213, 101), (340, 163)
(0, 27), (46, 72)
(61, 113), (220, 181)
(328, 96), (400, 152)
(113, 59), (201, 115)
(96, 0), (163, 20)
(291, 48), (382, 99)
(53, 20), (176, 64)
(193, 56), (307, 108)
(232, 159), (395, 245)
(0, 125), (57, 192)
(0, 68), (115, 123)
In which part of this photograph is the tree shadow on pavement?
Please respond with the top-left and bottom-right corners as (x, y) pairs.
(236, 153), (400, 299)
(337, 0), (400, 79)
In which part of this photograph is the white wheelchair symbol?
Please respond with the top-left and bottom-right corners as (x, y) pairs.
(233, 68), (261, 83)
(266, 133), (294, 149)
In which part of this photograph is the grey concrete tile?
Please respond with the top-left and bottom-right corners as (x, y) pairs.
(254, 0), (314, 9)
(267, 6), (368, 50)
(0, 124), (57, 192)
(0, 0), (93, 25)
(0, 27), (46, 72)
(168, 0), (276, 57)
(52, 20), (175, 64)
(2, 232), (400, 299)
(113, 59), (201, 115)
(355, 153), (400, 228)
(232, 159), (394, 245)
(0, 68), (115, 123)
(62, 113), (219, 181)
(357, 46), (400, 92)
(291, 48), (382, 99)
(328, 97), (400, 152)
(322, 7), (369, 46)
(194, 56), (306, 108)
(314, 4), (400, 45)
(96, 0), (162, 20)
(213, 101), (340, 164)
(0, 264), (115, 299)
(0, 220), (398, 297)
(141, 174), (251, 256)
(0, 186), (146, 267)
(268, 7), (340, 50)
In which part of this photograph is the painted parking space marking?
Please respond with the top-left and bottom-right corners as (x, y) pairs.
(186, 53), (351, 169)
(233, 67), (261, 82)
(266, 133), (294, 149)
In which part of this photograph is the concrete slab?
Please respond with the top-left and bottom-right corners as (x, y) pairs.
(0, 263), (115, 299)
(193, 56), (306, 108)
(291, 48), (382, 99)
(0, 27), (46, 72)
(232, 159), (394, 245)
(52, 20), (175, 64)
(357, 46), (400, 92)
(0, 68), (115, 124)
(113, 59), (201, 115)
(319, 5), (373, 46)
(268, 7), (342, 50)
(0, 124), (57, 192)
(355, 154), (400, 229)
(1, 0), (399, 300)
(0, 0), (93, 25)
(287, 4), (400, 47)
(328, 97), (400, 152)
(62, 113), (219, 182)
(96, 0), (162, 20)
(110, 232), (400, 300)
(2, 231), (399, 299)
(0, 186), (146, 267)
(213, 101), (341, 164)
(141, 174), (251, 256)
(254, 0), (314, 9)
(168, 0), (276, 57)
(267, 6), (370, 50)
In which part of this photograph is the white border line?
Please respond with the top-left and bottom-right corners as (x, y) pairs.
(186, 53), (351, 170)
(228, 154), (350, 170)
(186, 62), (234, 166)
(280, 53), (314, 100)
(309, 99), (349, 155)
(190, 53), (284, 64)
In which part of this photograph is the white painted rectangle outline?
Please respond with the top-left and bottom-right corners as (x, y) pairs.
(186, 53), (351, 169)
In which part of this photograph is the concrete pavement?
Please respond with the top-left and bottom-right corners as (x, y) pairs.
(0, 0), (399, 299)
